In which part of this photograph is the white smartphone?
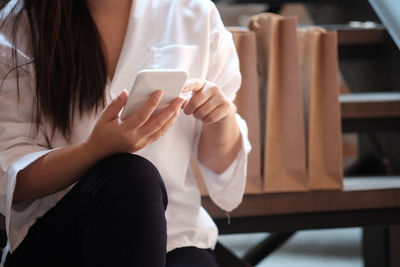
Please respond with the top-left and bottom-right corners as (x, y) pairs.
(120, 69), (189, 120)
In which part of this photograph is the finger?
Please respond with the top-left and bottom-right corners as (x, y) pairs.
(142, 107), (180, 146)
(181, 100), (188, 110)
(139, 97), (184, 136)
(183, 82), (221, 115)
(123, 90), (164, 129)
(202, 104), (230, 124)
(102, 89), (128, 121)
(183, 89), (212, 115)
(181, 79), (205, 93)
(192, 95), (222, 120)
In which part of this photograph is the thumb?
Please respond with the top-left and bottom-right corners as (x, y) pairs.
(102, 89), (128, 121)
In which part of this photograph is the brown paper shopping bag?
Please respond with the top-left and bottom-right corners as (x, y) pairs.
(298, 28), (343, 190)
(249, 13), (308, 192)
(228, 27), (263, 193)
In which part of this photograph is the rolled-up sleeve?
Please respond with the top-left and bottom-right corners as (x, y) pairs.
(0, 63), (54, 251)
(193, 3), (251, 212)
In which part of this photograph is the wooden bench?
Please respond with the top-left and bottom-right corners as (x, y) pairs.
(205, 177), (400, 266)
(205, 177), (400, 222)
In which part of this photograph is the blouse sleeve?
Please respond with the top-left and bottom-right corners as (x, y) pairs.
(193, 3), (251, 212)
(0, 60), (55, 251)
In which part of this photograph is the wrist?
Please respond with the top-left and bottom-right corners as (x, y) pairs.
(202, 105), (240, 147)
(213, 102), (237, 126)
(82, 138), (108, 162)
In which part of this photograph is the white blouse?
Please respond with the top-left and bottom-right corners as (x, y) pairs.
(0, 0), (250, 262)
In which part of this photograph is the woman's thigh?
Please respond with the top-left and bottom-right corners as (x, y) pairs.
(166, 246), (220, 267)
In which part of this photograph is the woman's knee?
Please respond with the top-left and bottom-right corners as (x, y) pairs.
(82, 153), (168, 208)
(99, 153), (160, 178)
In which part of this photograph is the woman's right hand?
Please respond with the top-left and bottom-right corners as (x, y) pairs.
(85, 90), (185, 159)
(14, 90), (184, 203)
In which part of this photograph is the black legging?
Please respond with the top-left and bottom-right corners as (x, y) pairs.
(4, 153), (219, 267)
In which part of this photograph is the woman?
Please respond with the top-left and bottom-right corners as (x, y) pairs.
(0, 0), (249, 266)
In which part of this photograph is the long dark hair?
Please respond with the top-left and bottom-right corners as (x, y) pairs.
(1, 0), (107, 140)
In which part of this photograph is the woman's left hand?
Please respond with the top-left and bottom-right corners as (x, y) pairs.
(182, 79), (236, 124)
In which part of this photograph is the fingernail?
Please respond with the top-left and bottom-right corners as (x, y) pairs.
(155, 90), (164, 98)
(118, 89), (128, 100)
